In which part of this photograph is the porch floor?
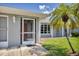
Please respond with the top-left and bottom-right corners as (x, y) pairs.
(0, 44), (47, 56)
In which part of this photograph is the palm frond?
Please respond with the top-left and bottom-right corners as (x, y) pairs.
(49, 3), (79, 31)
(68, 15), (79, 29)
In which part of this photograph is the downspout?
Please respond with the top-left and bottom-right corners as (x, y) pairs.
(20, 17), (22, 45)
(35, 18), (36, 43)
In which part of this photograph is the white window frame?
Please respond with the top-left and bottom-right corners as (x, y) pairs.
(40, 23), (51, 35)
(0, 15), (8, 48)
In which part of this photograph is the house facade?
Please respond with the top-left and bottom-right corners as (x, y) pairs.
(39, 17), (65, 38)
(0, 6), (73, 48)
(0, 6), (48, 48)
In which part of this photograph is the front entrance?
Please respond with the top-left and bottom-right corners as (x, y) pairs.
(21, 18), (35, 45)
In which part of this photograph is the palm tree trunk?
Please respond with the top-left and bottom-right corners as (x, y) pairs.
(64, 23), (75, 53)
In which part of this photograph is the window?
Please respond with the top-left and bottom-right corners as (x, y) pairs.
(0, 17), (7, 42)
(41, 23), (50, 34)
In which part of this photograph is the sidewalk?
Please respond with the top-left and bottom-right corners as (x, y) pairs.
(0, 44), (47, 56)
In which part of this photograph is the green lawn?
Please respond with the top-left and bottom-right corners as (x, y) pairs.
(41, 37), (79, 56)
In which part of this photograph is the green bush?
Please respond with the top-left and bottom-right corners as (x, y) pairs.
(71, 32), (79, 37)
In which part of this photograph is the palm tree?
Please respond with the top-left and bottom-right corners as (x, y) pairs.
(49, 4), (79, 53)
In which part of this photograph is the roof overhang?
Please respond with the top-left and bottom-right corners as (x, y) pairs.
(0, 6), (48, 19)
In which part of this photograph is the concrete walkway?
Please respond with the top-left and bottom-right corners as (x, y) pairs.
(0, 44), (47, 56)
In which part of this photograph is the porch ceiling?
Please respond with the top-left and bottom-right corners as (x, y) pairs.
(0, 6), (48, 19)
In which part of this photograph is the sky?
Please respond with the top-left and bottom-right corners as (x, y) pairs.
(0, 3), (59, 14)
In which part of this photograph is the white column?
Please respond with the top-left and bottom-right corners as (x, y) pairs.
(7, 16), (9, 47)
(69, 29), (72, 37)
(50, 26), (53, 38)
(62, 27), (64, 37)
(38, 21), (41, 43)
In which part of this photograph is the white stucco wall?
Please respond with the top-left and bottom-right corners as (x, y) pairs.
(39, 17), (63, 38)
(0, 14), (45, 48)
(39, 17), (50, 23)
(53, 28), (62, 37)
(39, 17), (54, 38)
(72, 28), (79, 33)
(8, 15), (20, 47)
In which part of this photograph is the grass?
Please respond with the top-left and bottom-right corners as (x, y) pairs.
(41, 37), (79, 56)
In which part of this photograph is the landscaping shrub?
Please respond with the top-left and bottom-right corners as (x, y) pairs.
(71, 32), (79, 37)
